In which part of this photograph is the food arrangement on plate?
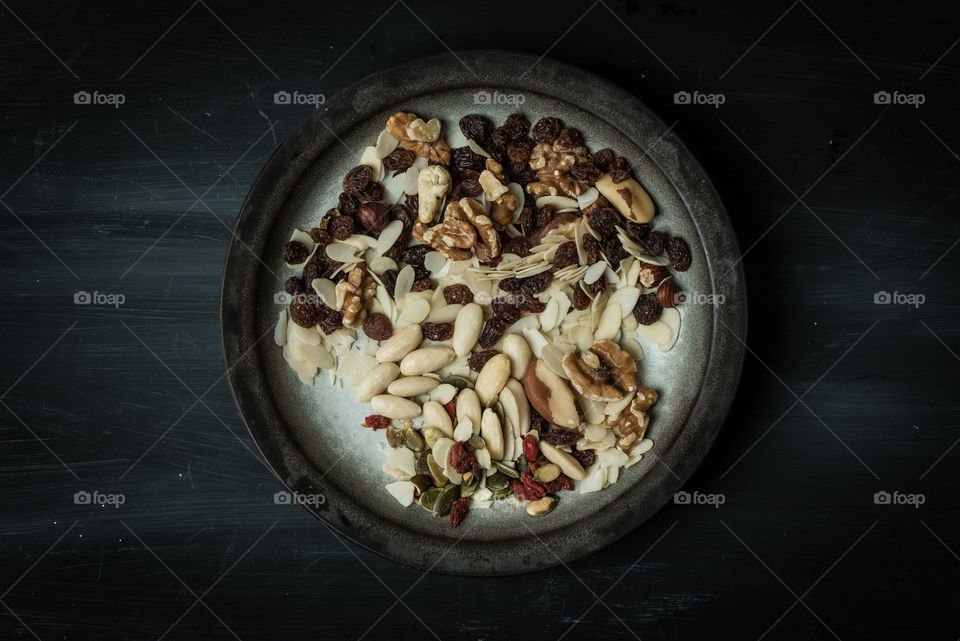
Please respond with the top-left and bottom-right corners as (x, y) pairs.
(273, 109), (693, 527)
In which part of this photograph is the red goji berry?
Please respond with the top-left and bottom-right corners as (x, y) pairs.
(443, 399), (457, 421)
(450, 497), (469, 527)
(363, 415), (390, 430)
(522, 434), (539, 462)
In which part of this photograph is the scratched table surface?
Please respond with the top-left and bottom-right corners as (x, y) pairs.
(2, 1), (959, 639)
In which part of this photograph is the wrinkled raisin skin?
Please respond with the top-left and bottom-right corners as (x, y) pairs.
(492, 298), (521, 324)
(502, 113), (530, 140)
(582, 234), (600, 265)
(588, 208), (620, 237)
(443, 284), (473, 305)
(570, 447), (596, 469)
(284, 277), (304, 295)
(553, 241), (578, 269)
(338, 192), (359, 217)
(362, 312), (393, 341)
(645, 231), (670, 255)
(592, 148), (615, 172)
(355, 181), (384, 202)
(625, 221), (650, 242)
(498, 277), (522, 292)
(506, 137), (535, 163)
(317, 304), (343, 334)
(514, 290), (546, 313)
(381, 270), (398, 297)
(520, 271), (552, 294)
(289, 297), (317, 328)
(570, 161), (601, 183)
(610, 157), (632, 183)
(478, 318), (507, 348)
(452, 146), (486, 172)
(531, 117), (563, 144)
(572, 284), (591, 310)
(412, 277), (437, 292)
(468, 349), (499, 373)
(459, 114), (494, 147)
(328, 216), (354, 241)
(633, 293), (663, 325)
(422, 322), (454, 341)
(342, 165), (373, 194)
(382, 148), (416, 173)
(541, 424), (579, 446)
(557, 127), (583, 147)
(282, 241), (309, 265)
(667, 237), (692, 271)
(502, 236), (531, 258)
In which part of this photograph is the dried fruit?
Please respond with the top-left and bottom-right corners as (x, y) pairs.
(443, 284), (473, 305)
(535, 204), (554, 230)
(553, 241), (578, 269)
(382, 147), (416, 173)
(657, 280), (681, 308)
(602, 236), (626, 266)
(569, 447), (596, 469)
(492, 298), (521, 324)
(412, 277), (436, 292)
(633, 292), (663, 325)
(592, 148), (614, 172)
(328, 216), (354, 241)
(502, 113), (530, 140)
(507, 137), (535, 163)
(572, 283), (591, 310)
(624, 221), (650, 242)
(531, 116), (563, 144)
(478, 318), (507, 349)
(449, 497), (469, 526)
(452, 146), (487, 172)
(381, 269), (398, 297)
(459, 114), (495, 147)
(317, 305), (343, 334)
(498, 276), (522, 292)
(610, 156), (631, 183)
(520, 271), (552, 294)
(588, 208), (620, 237)
(557, 127), (583, 147)
(356, 181), (385, 202)
(282, 240), (310, 265)
(284, 277), (304, 295)
(667, 237), (692, 271)
(309, 227), (333, 246)
(342, 165), (373, 194)
(364, 414), (391, 430)
(363, 312), (393, 341)
(502, 236), (531, 258)
(570, 161), (601, 183)
(522, 434), (539, 463)
(582, 234), (600, 265)
(289, 295), (317, 328)
(645, 230), (669, 255)
(422, 322), (454, 341)
(540, 424), (579, 446)
(514, 290), (546, 313)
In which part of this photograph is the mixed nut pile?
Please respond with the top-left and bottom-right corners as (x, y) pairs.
(274, 109), (692, 526)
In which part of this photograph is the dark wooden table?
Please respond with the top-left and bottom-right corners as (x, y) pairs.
(2, 1), (958, 639)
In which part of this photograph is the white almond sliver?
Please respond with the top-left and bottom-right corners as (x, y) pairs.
(659, 307), (681, 353)
(311, 278), (337, 309)
(385, 480), (415, 507)
(595, 303), (621, 341)
(394, 265), (415, 299)
(608, 287), (640, 319)
(424, 251), (446, 274)
(577, 187), (599, 209)
(633, 438), (654, 456)
(535, 195), (579, 210)
(585, 424), (608, 441)
(635, 319), (672, 345)
(453, 418), (473, 442)
(579, 465), (606, 494)
(359, 145), (383, 181)
(539, 298), (561, 332)
(621, 336), (644, 361)
(397, 298), (430, 326)
(446, 128), (469, 149)
(541, 344), (568, 379)
(326, 242), (362, 263)
(369, 255), (398, 275)
(584, 261), (606, 285)
(598, 447), (629, 467)
(386, 447), (416, 477)
(375, 220), (403, 255)
(290, 322), (321, 346)
(467, 138), (490, 158)
(289, 228), (316, 251)
(375, 128), (399, 158)
(275, 309), (288, 346)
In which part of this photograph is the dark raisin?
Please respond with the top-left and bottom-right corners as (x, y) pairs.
(502, 236), (531, 257)
(588, 276), (607, 296)
(443, 284), (473, 305)
(529, 408), (548, 434)
(514, 290), (546, 313)
(468, 349), (499, 372)
(625, 221), (650, 242)
(570, 161), (601, 183)
(531, 117), (563, 144)
(489, 142), (509, 165)
(582, 234), (600, 265)
(382, 148), (416, 173)
(309, 228), (333, 246)
(381, 269), (398, 297)
(502, 113), (530, 140)
(478, 318), (507, 348)
(383, 228), (410, 261)
(588, 208), (620, 237)
(479, 254), (502, 268)
(521, 271), (552, 294)
(536, 205), (554, 230)
(645, 231), (670, 255)
(602, 236), (626, 266)
(541, 424), (578, 446)
(667, 237), (692, 271)
(557, 127), (583, 148)
(282, 240), (310, 265)
(317, 305), (343, 334)
(610, 157), (631, 183)
(422, 322), (454, 341)
(492, 298), (521, 324)
(412, 277), (437, 292)
(570, 447), (596, 469)
(342, 165), (373, 194)
(355, 181), (384, 202)
(458, 174), (483, 198)
(491, 127), (510, 147)
(520, 202), (537, 236)
(302, 260), (322, 283)
(362, 312), (393, 340)
(572, 283), (591, 310)
(512, 166), (537, 185)
(506, 137), (535, 163)
(338, 192), (359, 217)
(452, 146), (486, 172)
(402, 194), (420, 224)
(400, 244), (432, 268)
(284, 277), (304, 295)
(328, 216), (354, 241)
(498, 276), (522, 292)
(289, 296), (317, 328)
(592, 148), (615, 172)
(553, 241), (578, 269)
(459, 114), (494, 147)
(633, 292), (663, 325)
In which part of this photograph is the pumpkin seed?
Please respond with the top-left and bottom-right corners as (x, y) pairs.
(467, 435), (486, 450)
(533, 463), (561, 483)
(433, 484), (459, 516)
(410, 474), (433, 494)
(444, 375), (474, 390)
(415, 452), (430, 476)
(427, 454), (449, 487)
(493, 461), (519, 479)
(491, 486), (512, 500)
(420, 487), (441, 511)
(516, 456), (531, 475)
(485, 472), (509, 491)
(385, 427), (405, 449)
(421, 426), (446, 449)
(404, 429), (425, 452)
(460, 474), (480, 498)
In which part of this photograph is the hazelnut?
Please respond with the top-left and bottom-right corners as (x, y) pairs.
(656, 280), (681, 308)
(637, 262), (669, 289)
(357, 201), (388, 233)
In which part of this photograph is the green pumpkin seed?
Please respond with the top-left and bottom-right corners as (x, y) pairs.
(460, 475), (480, 498)
(420, 487), (441, 511)
(385, 427), (405, 449)
(433, 484), (459, 516)
(422, 426), (446, 449)
(410, 474), (433, 494)
(404, 429), (425, 452)
(485, 471), (509, 491)
(443, 375), (474, 390)
(427, 454), (449, 487)
(467, 435), (486, 450)
(533, 463), (561, 483)
(493, 461), (519, 479)
(490, 486), (512, 500)
(516, 456), (531, 475)
(415, 452), (431, 476)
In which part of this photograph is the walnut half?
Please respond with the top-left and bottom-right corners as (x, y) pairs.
(446, 197), (500, 262)
(335, 264), (369, 328)
(561, 340), (637, 402)
(386, 111), (451, 165)
(605, 386), (658, 452)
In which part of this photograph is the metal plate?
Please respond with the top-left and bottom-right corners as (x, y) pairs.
(220, 50), (746, 575)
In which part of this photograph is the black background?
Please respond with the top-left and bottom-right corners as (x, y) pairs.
(2, 1), (959, 639)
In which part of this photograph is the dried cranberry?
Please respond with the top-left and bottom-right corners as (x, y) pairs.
(342, 165), (373, 194)
(382, 148), (416, 173)
(610, 157), (631, 183)
(572, 283), (591, 310)
(522, 434), (539, 463)
(502, 236), (531, 258)
(520, 271), (552, 294)
(282, 240), (310, 265)
(557, 127), (583, 148)
(468, 349), (499, 373)
(284, 277), (304, 295)
(521, 473), (546, 499)
(645, 231), (670, 255)
(338, 192), (359, 217)
(478, 318), (507, 349)
(459, 114), (494, 147)
(412, 277), (437, 292)
(667, 237), (692, 271)
(362, 312), (393, 341)
(449, 497), (469, 527)
(531, 116), (563, 144)
(364, 415), (390, 430)
(443, 284), (473, 305)
(443, 399), (457, 422)
(633, 292), (663, 325)
(422, 322), (454, 341)
(328, 216), (354, 241)
(592, 148), (615, 172)
(553, 241), (578, 269)
(588, 208), (620, 237)
(506, 137), (535, 163)
(452, 146), (486, 172)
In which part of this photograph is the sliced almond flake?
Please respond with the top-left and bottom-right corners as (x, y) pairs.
(626, 259), (641, 287)
(401, 164), (420, 194)
(504, 223), (522, 239)
(659, 307), (681, 353)
(311, 278), (338, 309)
(585, 220), (601, 240)
(604, 266), (618, 284)
(274, 309), (288, 346)
(577, 187), (599, 209)
(374, 220), (403, 255)
(574, 220), (587, 265)
(394, 264), (415, 299)
(344, 235), (374, 251)
(535, 195), (579, 210)
(326, 242), (362, 263)
(624, 452), (643, 468)
(632, 438), (654, 456)
(621, 336), (644, 361)
(446, 128), (469, 149)
(541, 344), (568, 379)
(541, 233), (571, 245)
(500, 253), (521, 264)
(369, 255), (398, 276)
(584, 261), (606, 285)
(585, 424), (608, 441)
(543, 244), (560, 263)
(539, 298), (561, 332)
(453, 418), (472, 442)
(383, 171), (406, 204)
(359, 145), (383, 181)
(571, 325), (593, 352)
(424, 251), (446, 274)
(289, 228), (316, 251)
(579, 465), (606, 494)
(375, 284), (394, 318)
(608, 287), (640, 319)
(290, 322), (321, 346)
(521, 327), (549, 358)
(516, 262), (553, 279)
(579, 395), (606, 424)
(476, 447), (492, 470)
(595, 302), (621, 341)
(397, 298), (430, 326)
(621, 311), (638, 332)
(467, 138), (490, 158)
(607, 465), (620, 485)
(384, 480), (415, 507)
(375, 128), (399, 158)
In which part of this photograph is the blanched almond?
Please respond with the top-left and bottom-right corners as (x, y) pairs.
(456, 388), (482, 434)
(387, 376), (439, 397)
(370, 395), (421, 420)
(481, 408), (504, 460)
(539, 441), (587, 480)
(400, 346), (456, 376)
(504, 378), (531, 435)
(453, 303), (483, 357)
(474, 353), (511, 405)
(422, 400), (454, 438)
(356, 363), (400, 403)
(375, 325), (422, 363)
(502, 334), (532, 379)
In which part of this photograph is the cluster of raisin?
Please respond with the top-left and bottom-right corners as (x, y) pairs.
(341, 165), (383, 201)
